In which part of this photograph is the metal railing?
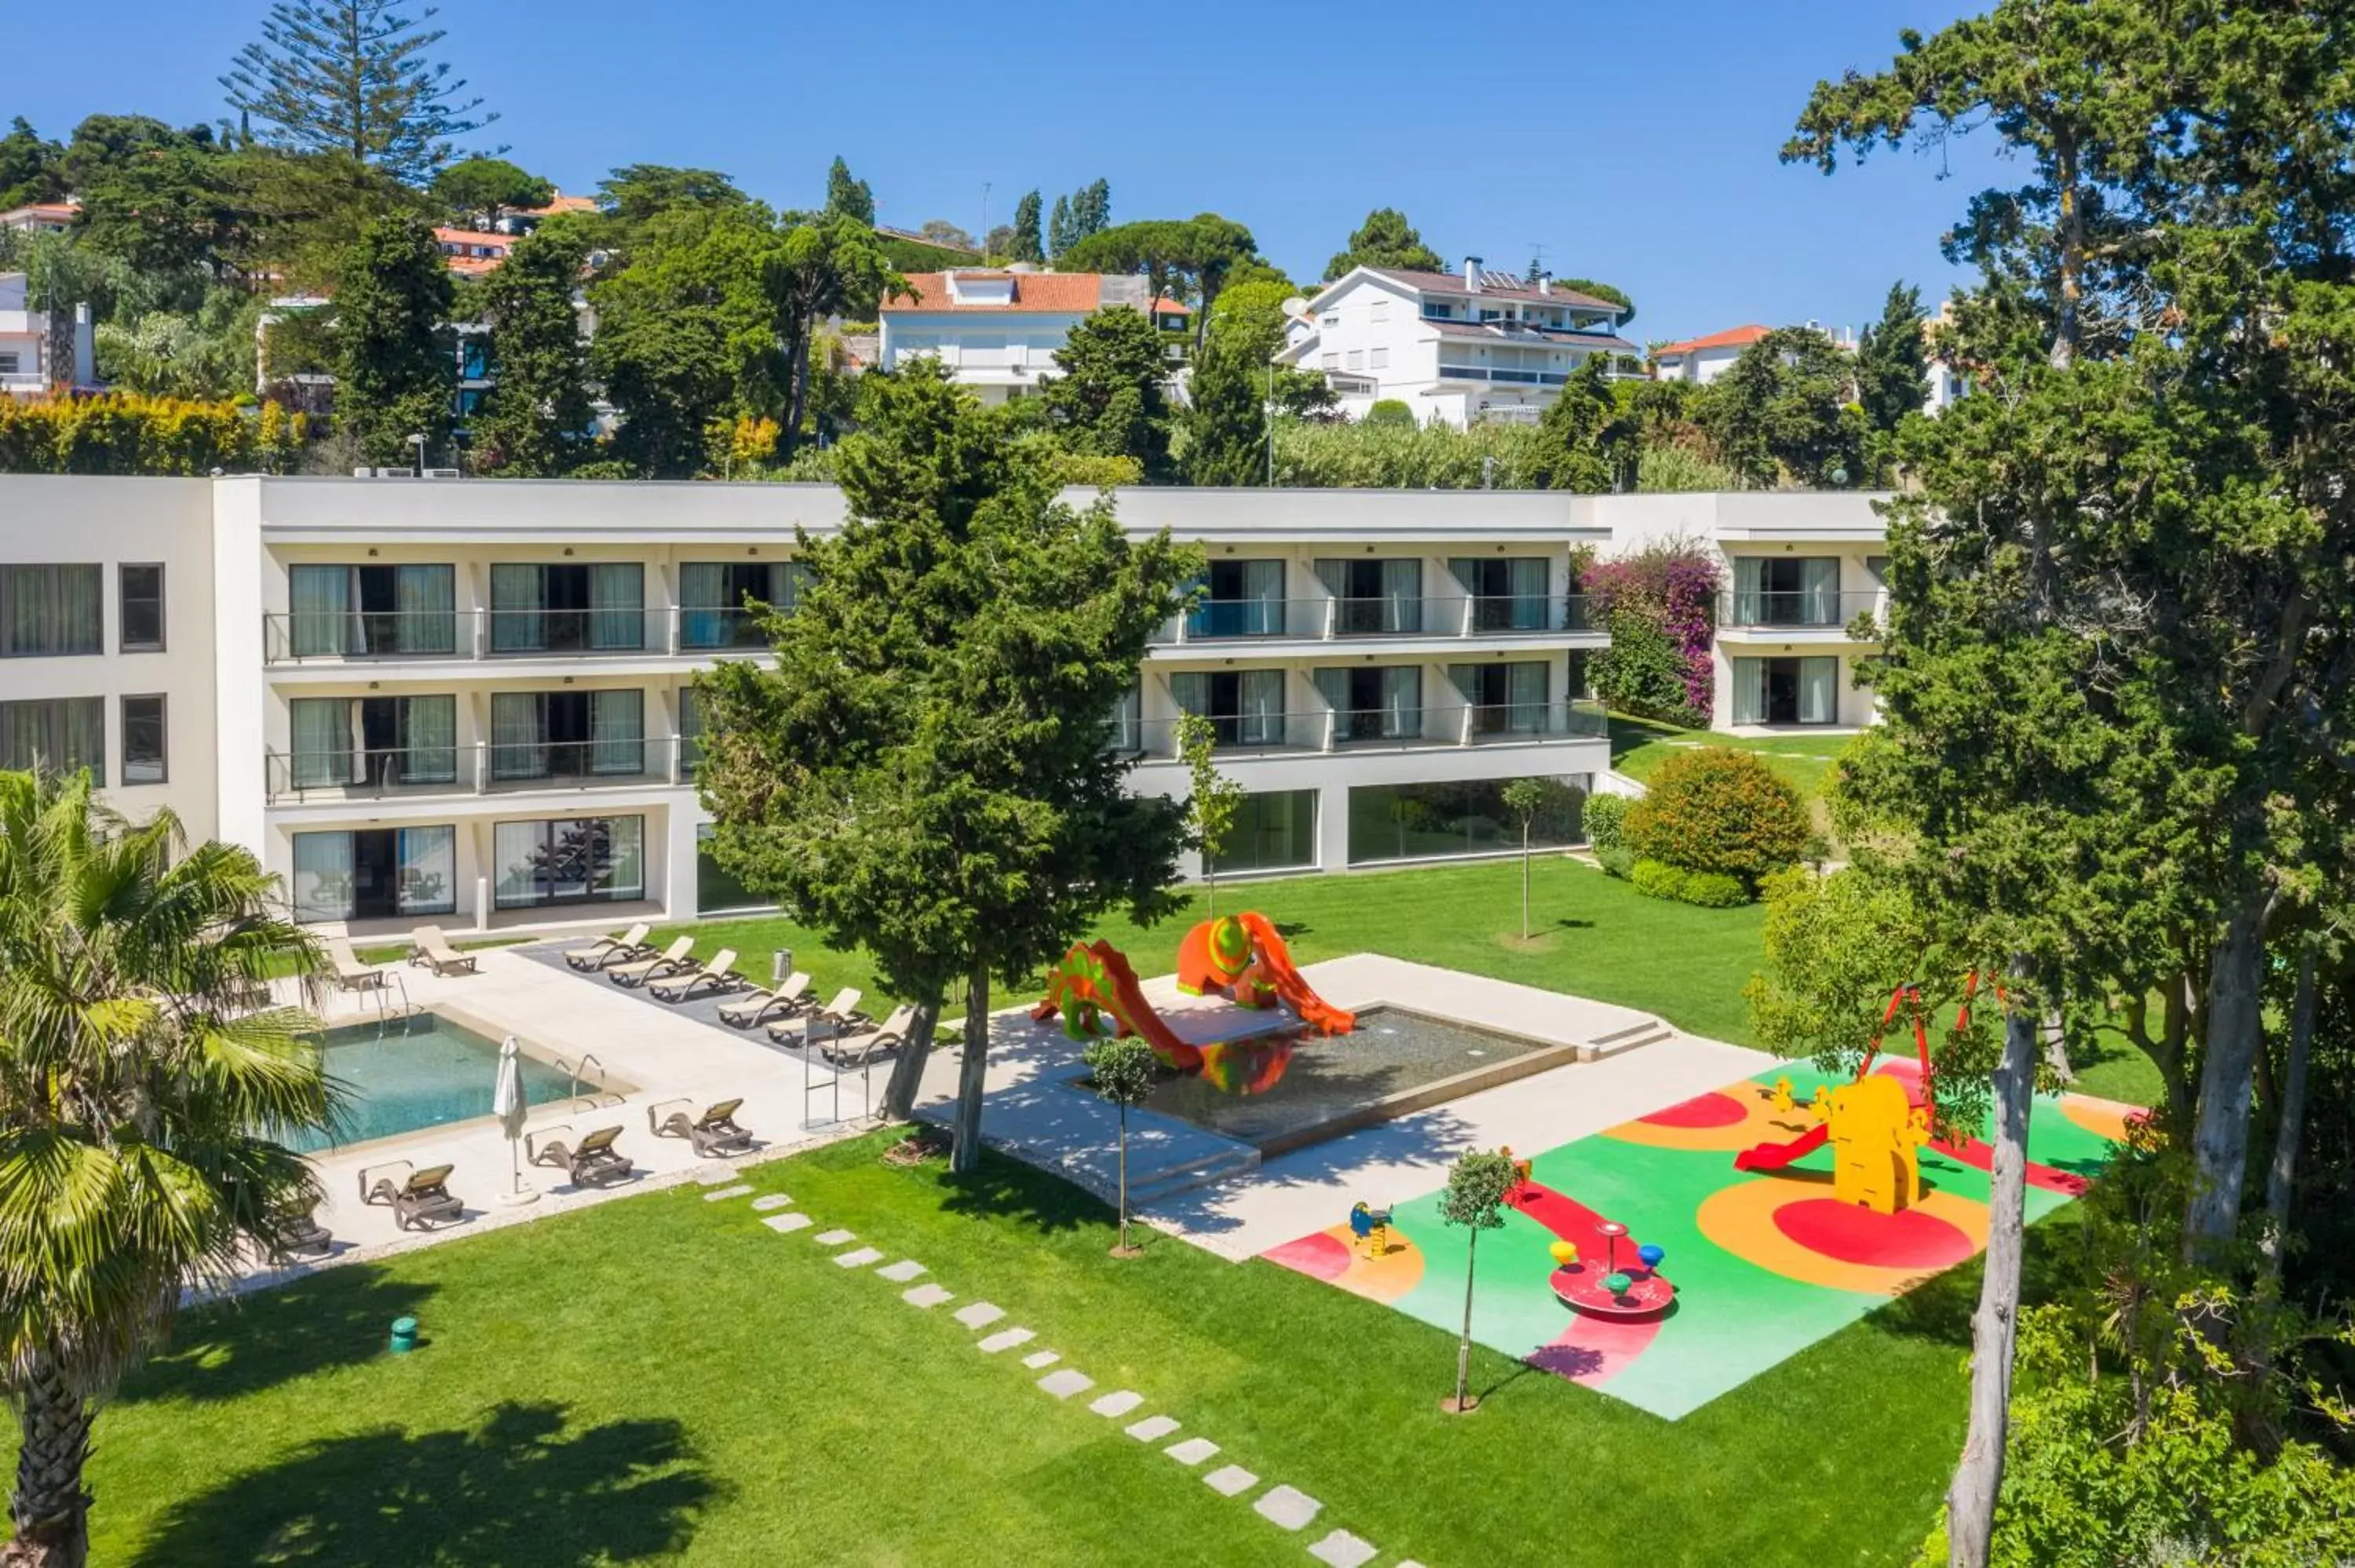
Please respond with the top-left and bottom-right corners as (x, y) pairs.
(1458, 699), (1609, 743)
(1149, 593), (1592, 646)
(1106, 699), (1608, 762)
(1717, 589), (1883, 631)
(265, 738), (687, 803)
(262, 606), (785, 664)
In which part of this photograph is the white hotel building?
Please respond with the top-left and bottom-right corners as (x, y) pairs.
(0, 476), (1827, 937)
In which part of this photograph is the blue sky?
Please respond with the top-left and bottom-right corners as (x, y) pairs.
(13, 0), (2004, 345)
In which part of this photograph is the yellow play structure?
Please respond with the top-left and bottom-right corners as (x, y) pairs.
(1820, 1074), (1931, 1214)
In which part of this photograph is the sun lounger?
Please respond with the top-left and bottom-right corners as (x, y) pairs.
(407, 924), (477, 976)
(823, 1005), (918, 1068)
(530, 1125), (634, 1188)
(718, 972), (811, 1030)
(608, 935), (694, 988)
(650, 1097), (755, 1158)
(358, 1162), (465, 1231)
(651, 947), (743, 1003)
(265, 1202), (334, 1259)
(566, 922), (652, 971)
(769, 986), (864, 1045)
(327, 936), (383, 992)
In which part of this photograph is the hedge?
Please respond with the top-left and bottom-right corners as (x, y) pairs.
(1630, 857), (1748, 908)
(1583, 793), (1628, 854)
(0, 394), (306, 476)
(1623, 746), (1810, 888)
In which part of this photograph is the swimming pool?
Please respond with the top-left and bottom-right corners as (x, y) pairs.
(292, 1012), (578, 1152)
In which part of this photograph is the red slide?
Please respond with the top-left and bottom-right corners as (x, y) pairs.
(1732, 1122), (1829, 1173)
(1035, 940), (1205, 1070)
(1236, 913), (1356, 1034)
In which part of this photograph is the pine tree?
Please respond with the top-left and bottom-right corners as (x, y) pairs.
(1069, 178), (1111, 242)
(1325, 207), (1444, 282)
(1179, 330), (1266, 487)
(1011, 189), (1043, 264)
(333, 213), (452, 466)
(824, 156), (874, 226)
(1855, 281), (1930, 433)
(221, 2), (494, 183)
(1042, 307), (1174, 480)
(1047, 194), (1074, 258)
(471, 222), (593, 476)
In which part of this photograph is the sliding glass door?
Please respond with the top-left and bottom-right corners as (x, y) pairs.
(492, 815), (646, 909)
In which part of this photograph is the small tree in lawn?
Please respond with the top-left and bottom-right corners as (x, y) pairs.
(1502, 778), (1546, 941)
(1439, 1149), (1519, 1413)
(1083, 1034), (1157, 1258)
(1178, 713), (1244, 917)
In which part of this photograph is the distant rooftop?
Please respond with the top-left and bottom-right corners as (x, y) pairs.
(1652, 324), (1773, 359)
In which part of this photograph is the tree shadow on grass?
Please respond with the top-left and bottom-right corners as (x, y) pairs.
(1867, 1216), (2078, 1350)
(127, 1267), (436, 1406)
(936, 1148), (1111, 1236)
(129, 1401), (717, 1567)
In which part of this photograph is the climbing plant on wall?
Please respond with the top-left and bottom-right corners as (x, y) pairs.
(1583, 541), (1720, 725)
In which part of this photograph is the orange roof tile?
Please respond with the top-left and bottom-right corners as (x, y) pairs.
(1652, 324), (1773, 359)
(883, 272), (1103, 313)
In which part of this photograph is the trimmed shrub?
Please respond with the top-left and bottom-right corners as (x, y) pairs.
(0, 393), (308, 476)
(1363, 399), (1416, 428)
(1583, 793), (1628, 854)
(1630, 857), (1748, 908)
(1624, 747), (1809, 888)
(1595, 845), (1636, 880)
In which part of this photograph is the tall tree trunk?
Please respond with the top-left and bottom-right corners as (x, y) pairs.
(1454, 1230), (1479, 1412)
(2185, 899), (2269, 1259)
(1945, 989), (2039, 1568)
(881, 989), (942, 1122)
(1116, 1103), (1130, 1250)
(2260, 949), (2317, 1282)
(6, 1351), (92, 1568)
(43, 304), (75, 396)
(782, 316), (813, 457)
(1520, 826), (1532, 940)
(951, 960), (990, 1175)
(2049, 128), (2082, 371)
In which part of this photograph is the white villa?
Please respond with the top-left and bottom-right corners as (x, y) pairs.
(0, 272), (94, 397)
(1275, 261), (1638, 427)
(877, 269), (1189, 405)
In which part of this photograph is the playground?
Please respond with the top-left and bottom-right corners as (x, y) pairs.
(1265, 1058), (2134, 1420)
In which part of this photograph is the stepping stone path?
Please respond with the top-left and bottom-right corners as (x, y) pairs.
(702, 1183), (753, 1202)
(1125, 1416), (1181, 1442)
(832, 1246), (885, 1269)
(1020, 1350), (1061, 1369)
(812, 1228), (856, 1245)
(695, 1168), (742, 1186)
(951, 1302), (1005, 1330)
(1087, 1391), (1143, 1418)
(1254, 1486), (1322, 1533)
(1036, 1369), (1094, 1399)
(1164, 1438), (1218, 1467)
(1203, 1465), (1258, 1497)
(874, 1260), (926, 1282)
(902, 1284), (954, 1308)
(976, 1328), (1035, 1355)
(1307, 1530), (1375, 1568)
(750, 1194), (794, 1212)
(762, 1212), (813, 1234)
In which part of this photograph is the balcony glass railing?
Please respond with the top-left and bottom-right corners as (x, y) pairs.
(262, 607), (786, 663)
(268, 609), (461, 661)
(265, 738), (685, 803)
(676, 606), (776, 652)
(1104, 700), (1608, 761)
(1718, 589), (1883, 631)
(1149, 595), (1593, 645)
(485, 607), (664, 655)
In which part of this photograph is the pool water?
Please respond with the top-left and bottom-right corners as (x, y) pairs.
(292, 1014), (576, 1152)
(1122, 1007), (1558, 1150)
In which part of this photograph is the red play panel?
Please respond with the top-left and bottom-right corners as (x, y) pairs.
(1772, 1197), (1977, 1269)
(1640, 1091), (1750, 1129)
(1261, 1231), (1353, 1282)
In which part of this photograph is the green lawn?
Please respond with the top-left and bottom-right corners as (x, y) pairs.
(657, 856), (1773, 1051)
(1607, 714), (1854, 806)
(60, 1129), (2041, 1566)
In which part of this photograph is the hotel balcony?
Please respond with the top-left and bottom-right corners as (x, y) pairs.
(261, 607), (785, 666)
(263, 737), (696, 806)
(1110, 700), (1607, 763)
(1715, 589), (1884, 640)
(1148, 595), (1600, 652)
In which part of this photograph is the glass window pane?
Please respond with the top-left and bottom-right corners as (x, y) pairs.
(1345, 777), (1590, 865)
(119, 565), (164, 651)
(697, 823), (766, 913)
(291, 832), (355, 923)
(590, 563), (644, 650)
(121, 695), (166, 784)
(288, 698), (352, 789)
(1208, 789), (1318, 876)
(3, 565), (102, 656)
(494, 821), (544, 908)
(600, 816), (644, 899)
(288, 565), (351, 657)
(395, 826), (456, 915)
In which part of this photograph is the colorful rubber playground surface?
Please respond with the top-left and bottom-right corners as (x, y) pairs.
(1264, 1061), (2135, 1420)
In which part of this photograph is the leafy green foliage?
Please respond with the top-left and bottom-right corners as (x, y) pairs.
(1581, 793), (1628, 855)
(595, 164), (747, 230)
(1855, 281), (1929, 435)
(431, 157), (553, 228)
(1629, 858), (1749, 908)
(1589, 611), (1704, 726)
(1694, 326), (1865, 487)
(330, 213), (453, 465)
(1440, 1150), (1518, 1233)
(470, 224), (594, 476)
(1042, 307), (1174, 481)
(1009, 190), (1043, 264)
(1325, 207), (1444, 281)
(1176, 714), (1245, 908)
(222, 2), (495, 183)
(0, 394), (305, 475)
(823, 156), (873, 225)
(1083, 1034), (1156, 1110)
(1363, 400), (1414, 428)
(1625, 747), (1809, 888)
(1178, 329), (1265, 487)
(1555, 277), (1634, 326)
(0, 117), (64, 209)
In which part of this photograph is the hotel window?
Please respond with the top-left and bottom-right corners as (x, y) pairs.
(1422, 301), (1454, 319)
(1370, 300), (1389, 323)
(2, 564), (102, 656)
(1370, 347), (1389, 370)
(1313, 665), (1422, 743)
(1731, 656), (1839, 726)
(119, 564), (165, 651)
(1346, 777), (1587, 865)
(493, 815), (646, 909)
(680, 561), (810, 651)
(1320, 352), (1338, 370)
(291, 826), (455, 923)
(1184, 559), (1286, 638)
(0, 698), (104, 775)
(287, 563), (456, 657)
(490, 562), (644, 653)
(1168, 669), (1287, 749)
(1448, 661), (1551, 735)
(1210, 790), (1318, 876)
(1320, 311), (1339, 328)
(1448, 556), (1552, 631)
(488, 689), (646, 781)
(0, 352), (18, 375)
(120, 695), (166, 784)
(286, 695), (458, 790)
(1346, 350), (1364, 370)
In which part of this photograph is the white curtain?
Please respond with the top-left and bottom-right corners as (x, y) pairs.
(396, 826), (455, 915)
(1380, 667), (1419, 738)
(1381, 559), (1421, 633)
(401, 696), (458, 784)
(396, 566), (455, 654)
(679, 563), (728, 649)
(287, 566), (350, 658)
(491, 563), (542, 651)
(2, 565), (102, 656)
(1103, 683), (1140, 752)
(602, 816), (646, 899)
(491, 692), (545, 779)
(1800, 657), (1838, 724)
(288, 698), (352, 789)
(1732, 658), (1765, 725)
(1240, 669), (1283, 744)
(290, 832), (354, 923)
(1508, 558), (1549, 629)
(1801, 558), (1841, 625)
(1168, 672), (1209, 717)
(590, 690), (644, 774)
(494, 821), (542, 907)
(1732, 557), (1765, 625)
(591, 563), (643, 650)
(1507, 662), (1548, 732)
(1312, 668), (1350, 739)
(1241, 560), (1284, 636)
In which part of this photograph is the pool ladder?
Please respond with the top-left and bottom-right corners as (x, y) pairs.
(370, 972), (424, 1040)
(551, 1052), (623, 1113)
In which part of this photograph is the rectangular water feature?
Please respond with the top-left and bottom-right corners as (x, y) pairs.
(293, 1012), (579, 1152)
(1118, 1007), (1576, 1156)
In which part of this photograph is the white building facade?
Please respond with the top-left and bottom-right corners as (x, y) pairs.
(0, 272), (95, 396)
(878, 270), (1188, 406)
(0, 476), (1628, 937)
(1276, 262), (1638, 427)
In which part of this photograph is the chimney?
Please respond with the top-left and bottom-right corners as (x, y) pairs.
(1465, 256), (1484, 293)
(1538, 273), (1551, 297)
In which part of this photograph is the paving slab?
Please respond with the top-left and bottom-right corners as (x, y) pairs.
(701, 1183), (753, 1202)
(1020, 1350), (1061, 1369)
(750, 1193), (794, 1212)
(761, 1212), (813, 1234)
(1124, 1415), (1181, 1442)
(812, 1228), (856, 1245)
(952, 1301), (1006, 1330)
(1036, 1369), (1094, 1399)
(831, 1246), (885, 1268)
(875, 1260), (926, 1282)
(902, 1283), (954, 1307)
(1254, 1486), (1321, 1532)
(1306, 1530), (1375, 1568)
(1164, 1437), (1219, 1466)
(977, 1327), (1035, 1354)
(1203, 1464), (1258, 1497)
(695, 1167), (744, 1186)
(1087, 1390), (1143, 1418)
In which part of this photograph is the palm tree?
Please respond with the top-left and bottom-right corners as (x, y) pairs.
(0, 770), (334, 1566)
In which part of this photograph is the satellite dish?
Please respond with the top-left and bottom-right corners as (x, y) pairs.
(1280, 296), (1311, 319)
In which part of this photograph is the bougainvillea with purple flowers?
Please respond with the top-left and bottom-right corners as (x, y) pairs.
(1583, 542), (1723, 724)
